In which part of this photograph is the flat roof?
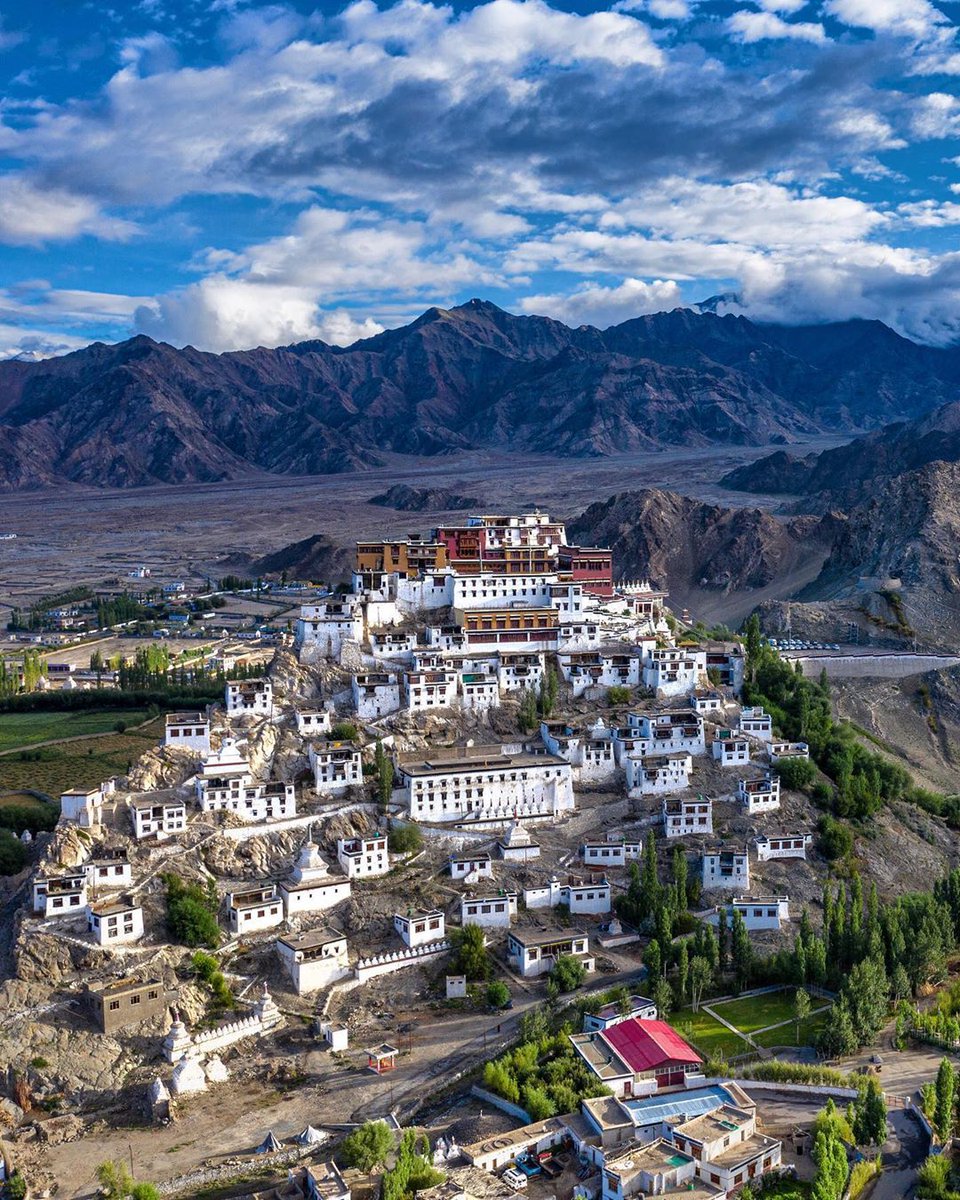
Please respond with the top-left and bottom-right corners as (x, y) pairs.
(86, 976), (163, 998)
(278, 927), (345, 951)
(508, 927), (589, 947)
(581, 1094), (633, 1131)
(166, 711), (206, 723)
(670, 1104), (751, 1144)
(129, 796), (186, 810)
(90, 900), (139, 916)
(399, 751), (567, 776)
(462, 1115), (569, 1158)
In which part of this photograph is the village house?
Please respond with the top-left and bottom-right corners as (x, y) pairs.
(581, 840), (643, 869)
(296, 598), (365, 658)
(738, 706), (773, 742)
(225, 678), (273, 718)
(87, 899), (144, 945)
(59, 786), (104, 828)
(711, 730), (751, 767)
(337, 833), (389, 878)
(394, 909), (445, 947)
(402, 665), (459, 711)
(462, 1116), (571, 1173)
(164, 711), (211, 753)
(583, 995), (658, 1033)
(626, 752), (693, 797)
(701, 847), (750, 891)
(352, 672), (401, 719)
(496, 651), (545, 694)
(449, 571), (557, 610)
(769, 741), (811, 763)
(276, 928), (350, 994)
(691, 690), (725, 715)
(393, 746), (575, 824)
(524, 876), (612, 915)
(755, 832), (813, 861)
(449, 851), (493, 882)
(280, 838), (352, 917)
(627, 711), (706, 757)
(84, 851), (132, 891)
(600, 1139), (716, 1200)
(129, 797), (187, 839)
(507, 928), (593, 978)
(662, 795), (713, 838)
(669, 1103), (782, 1194)
(296, 709), (333, 737)
(227, 884), (284, 934)
(706, 896), (791, 931)
(369, 629), (420, 661)
(459, 668), (501, 711)
(540, 721), (618, 782)
(423, 624), (468, 652)
(460, 892), (517, 928)
(85, 977), (170, 1034)
(737, 773), (781, 815)
(570, 1018), (703, 1098)
(33, 871), (87, 918)
(195, 737), (251, 803)
(642, 648), (707, 697)
(705, 644), (746, 694)
(309, 741), (363, 793)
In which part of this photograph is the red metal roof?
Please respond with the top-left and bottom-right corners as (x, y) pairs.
(601, 1019), (702, 1073)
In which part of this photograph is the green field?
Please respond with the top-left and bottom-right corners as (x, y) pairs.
(752, 1011), (829, 1050)
(0, 708), (149, 753)
(0, 719), (164, 797)
(672, 1008), (750, 1058)
(712, 991), (803, 1034)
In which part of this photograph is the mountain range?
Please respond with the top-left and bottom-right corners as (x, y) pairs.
(3, 299), (960, 490)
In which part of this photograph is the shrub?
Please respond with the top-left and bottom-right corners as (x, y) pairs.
(5, 1172), (27, 1200)
(131, 1186), (161, 1200)
(818, 814), (853, 861)
(114, 720), (128, 733)
(607, 686), (631, 706)
(340, 1119), (394, 1172)
(330, 722), (359, 741)
(388, 823), (423, 854)
(551, 954), (586, 992)
(164, 874), (220, 948)
(451, 925), (490, 981)
(775, 757), (816, 790)
(0, 831), (27, 877)
(486, 981), (510, 1008)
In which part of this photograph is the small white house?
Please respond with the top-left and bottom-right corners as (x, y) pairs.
(738, 773), (781, 815)
(84, 853), (133, 891)
(87, 900), (144, 945)
(691, 691), (725, 714)
(642, 648), (706, 697)
(628, 712), (706, 757)
(497, 652), (545, 694)
(626, 752), (693, 797)
(755, 833), (813, 862)
(711, 731), (751, 767)
(33, 871), (87, 917)
(129, 798), (187, 840)
(164, 711), (210, 753)
(352, 673), (401, 720)
(662, 795), (713, 838)
(507, 929), (592, 978)
(769, 741), (811, 763)
(524, 876), (612, 915)
(59, 787), (103, 828)
(402, 667), (458, 711)
(227, 885), (284, 934)
(337, 834), (389, 879)
(459, 671), (501, 712)
(460, 893), (517, 928)
(393, 909), (445, 948)
(738, 706), (773, 742)
(309, 742), (363, 793)
(706, 895), (791, 932)
(450, 852), (494, 882)
(702, 847), (750, 891)
(225, 678), (274, 718)
(276, 928), (350, 994)
(582, 994), (658, 1032)
(581, 840), (643, 869)
(296, 710), (333, 737)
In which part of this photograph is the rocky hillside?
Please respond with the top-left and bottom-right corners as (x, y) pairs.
(567, 488), (839, 623)
(721, 398), (960, 507)
(247, 533), (352, 582)
(3, 301), (960, 490)
(367, 484), (480, 511)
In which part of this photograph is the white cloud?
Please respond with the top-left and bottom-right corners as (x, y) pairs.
(756, 0), (807, 12)
(519, 278), (683, 326)
(911, 93), (960, 139)
(0, 177), (137, 247)
(0, 326), (90, 361)
(727, 11), (825, 43)
(823, 0), (949, 37)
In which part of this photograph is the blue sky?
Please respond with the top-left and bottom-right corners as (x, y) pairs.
(2, 0), (960, 357)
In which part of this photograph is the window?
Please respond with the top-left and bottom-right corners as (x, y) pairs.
(109, 1000), (121, 1011)
(148, 990), (158, 1000)
(130, 994), (141, 1005)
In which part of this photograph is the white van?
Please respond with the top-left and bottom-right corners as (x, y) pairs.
(503, 1169), (528, 1191)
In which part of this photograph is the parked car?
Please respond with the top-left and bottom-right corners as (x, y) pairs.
(503, 1169), (528, 1190)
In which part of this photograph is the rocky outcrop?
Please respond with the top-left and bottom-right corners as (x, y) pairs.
(368, 485), (480, 512)
(3, 302), (960, 490)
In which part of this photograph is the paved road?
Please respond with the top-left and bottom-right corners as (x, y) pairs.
(872, 1109), (928, 1200)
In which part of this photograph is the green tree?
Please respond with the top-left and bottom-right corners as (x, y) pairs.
(388, 823), (423, 854)
(90, 649), (105, 686)
(374, 740), (393, 807)
(731, 909), (753, 992)
(451, 924), (490, 981)
(652, 976), (673, 1020)
(97, 1161), (134, 1200)
(551, 954), (586, 992)
(916, 1153), (951, 1199)
(486, 981), (510, 1008)
(340, 1120), (394, 1172)
(518, 688), (538, 733)
(855, 1076), (888, 1147)
(689, 955), (713, 1012)
(795, 987), (811, 1044)
(163, 874), (220, 948)
(676, 941), (689, 1005)
(607, 685), (631, 706)
(935, 1058), (956, 1142)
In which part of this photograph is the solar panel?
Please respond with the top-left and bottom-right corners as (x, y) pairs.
(623, 1085), (734, 1127)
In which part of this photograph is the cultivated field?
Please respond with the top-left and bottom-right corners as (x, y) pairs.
(0, 717), (163, 796)
(0, 708), (149, 753)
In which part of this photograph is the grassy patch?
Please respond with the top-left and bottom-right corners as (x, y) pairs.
(672, 1008), (750, 1058)
(0, 708), (149, 752)
(0, 720), (163, 796)
(751, 1011), (829, 1050)
(711, 990), (800, 1034)
(0, 791), (50, 811)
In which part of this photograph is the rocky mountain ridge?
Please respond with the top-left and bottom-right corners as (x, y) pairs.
(3, 300), (960, 490)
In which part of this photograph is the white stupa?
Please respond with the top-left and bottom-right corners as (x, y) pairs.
(289, 830), (331, 885)
(171, 1054), (207, 1096)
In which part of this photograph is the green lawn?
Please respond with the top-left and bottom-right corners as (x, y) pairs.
(672, 1008), (751, 1058)
(752, 1011), (829, 1050)
(0, 708), (149, 752)
(0, 719), (164, 797)
(711, 990), (803, 1034)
